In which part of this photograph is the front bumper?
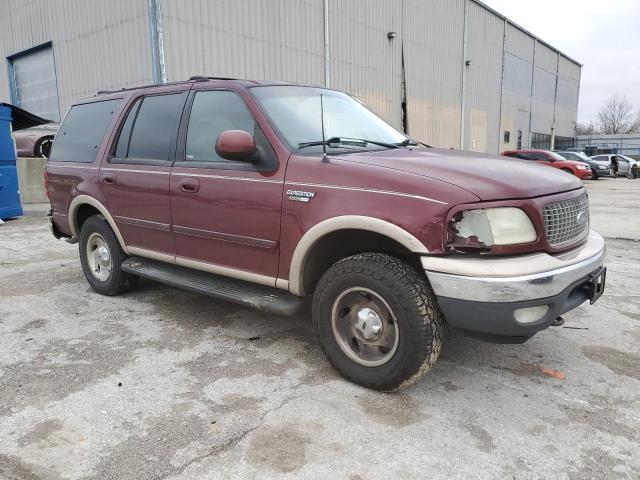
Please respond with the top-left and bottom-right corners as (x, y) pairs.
(422, 229), (606, 342)
(594, 167), (615, 177)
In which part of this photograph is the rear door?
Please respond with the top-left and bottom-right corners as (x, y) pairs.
(169, 86), (285, 284)
(100, 89), (188, 259)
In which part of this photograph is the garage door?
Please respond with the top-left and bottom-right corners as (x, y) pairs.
(9, 45), (60, 122)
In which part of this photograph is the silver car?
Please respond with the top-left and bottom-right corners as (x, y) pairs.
(14, 122), (59, 158)
(590, 154), (639, 179)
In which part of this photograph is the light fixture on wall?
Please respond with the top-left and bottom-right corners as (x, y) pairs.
(387, 32), (398, 40)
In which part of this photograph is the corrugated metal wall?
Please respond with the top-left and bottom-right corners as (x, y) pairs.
(403, 0), (465, 149)
(530, 43), (558, 136)
(160, 0), (325, 86)
(0, 0), (581, 154)
(0, 0), (152, 118)
(327, 0), (403, 128)
(501, 23), (535, 151)
(555, 56), (581, 137)
(463, 1), (504, 152)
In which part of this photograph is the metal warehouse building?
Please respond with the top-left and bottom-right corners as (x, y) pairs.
(0, 0), (581, 154)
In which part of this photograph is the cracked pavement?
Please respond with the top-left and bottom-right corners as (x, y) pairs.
(1, 179), (639, 479)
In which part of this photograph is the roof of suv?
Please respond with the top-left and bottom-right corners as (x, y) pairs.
(94, 76), (300, 97)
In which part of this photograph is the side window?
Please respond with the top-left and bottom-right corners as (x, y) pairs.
(114, 98), (141, 158)
(49, 99), (121, 163)
(112, 92), (185, 163)
(514, 153), (532, 160)
(530, 153), (548, 161)
(185, 90), (256, 163)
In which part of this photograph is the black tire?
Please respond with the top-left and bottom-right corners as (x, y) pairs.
(34, 136), (54, 158)
(312, 253), (443, 391)
(79, 215), (138, 296)
(590, 169), (599, 179)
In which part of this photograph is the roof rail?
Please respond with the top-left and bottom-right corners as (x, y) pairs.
(188, 75), (241, 81)
(94, 79), (198, 96)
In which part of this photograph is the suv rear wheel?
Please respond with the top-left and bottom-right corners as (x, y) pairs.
(79, 215), (138, 295)
(312, 253), (443, 391)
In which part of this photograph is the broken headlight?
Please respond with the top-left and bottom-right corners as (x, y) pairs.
(448, 207), (537, 251)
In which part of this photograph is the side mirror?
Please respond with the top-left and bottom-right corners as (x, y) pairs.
(215, 130), (259, 162)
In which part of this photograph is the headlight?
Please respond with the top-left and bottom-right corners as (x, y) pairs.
(449, 207), (537, 251)
(577, 164), (589, 170)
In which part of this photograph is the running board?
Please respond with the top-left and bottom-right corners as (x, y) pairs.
(121, 256), (305, 316)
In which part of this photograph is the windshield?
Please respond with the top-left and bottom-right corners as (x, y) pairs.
(562, 151), (591, 162)
(251, 85), (407, 153)
(547, 151), (569, 161)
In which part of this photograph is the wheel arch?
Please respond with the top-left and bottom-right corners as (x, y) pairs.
(68, 195), (129, 254)
(286, 216), (429, 296)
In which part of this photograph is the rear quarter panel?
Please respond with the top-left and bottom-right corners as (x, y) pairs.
(47, 93), (128, 235)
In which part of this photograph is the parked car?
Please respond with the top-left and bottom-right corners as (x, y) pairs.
(501, 149), (592, 179)
(14, 122), (58, 158)
(46, 78), (606, 391)
(590, 154), (639, 178)
(555, 151), (614, 179)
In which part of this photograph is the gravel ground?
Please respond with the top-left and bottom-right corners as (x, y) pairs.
(0, 179), (639, 480)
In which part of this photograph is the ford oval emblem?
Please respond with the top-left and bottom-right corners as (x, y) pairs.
(576, 211), (588, 226)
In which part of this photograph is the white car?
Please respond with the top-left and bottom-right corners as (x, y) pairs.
(590, 154), (639, 178)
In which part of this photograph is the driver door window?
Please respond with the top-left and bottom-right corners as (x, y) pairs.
(181, 90), (275, 171)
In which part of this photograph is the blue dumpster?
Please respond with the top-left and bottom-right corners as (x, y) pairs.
(0, 104), (22, 219)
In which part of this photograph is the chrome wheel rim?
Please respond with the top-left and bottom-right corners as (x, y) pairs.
(86, 233), (112, 282)
(38, 138), (53, 158)
(331, 287), (399, 367)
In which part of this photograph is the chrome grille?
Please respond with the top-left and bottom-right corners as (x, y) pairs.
(543, 194), (590, 247)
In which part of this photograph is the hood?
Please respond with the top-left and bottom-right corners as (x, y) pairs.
(337, 148), (583, 201)
(565, 159), (587, 167)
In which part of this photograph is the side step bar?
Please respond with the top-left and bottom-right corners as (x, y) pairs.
(121, 257), (305, 316)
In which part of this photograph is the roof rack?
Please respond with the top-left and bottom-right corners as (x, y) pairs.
(95, 76), (250, 97)
(94, 79), (199, 96)
(188, 75), (242, 82)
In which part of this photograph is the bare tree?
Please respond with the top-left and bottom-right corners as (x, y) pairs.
(596, 95), (638, 134)
(575, 121), (596, 135)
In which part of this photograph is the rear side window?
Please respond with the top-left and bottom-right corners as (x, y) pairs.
(112, 93), (185, 163)
(49, 99), (121, 163)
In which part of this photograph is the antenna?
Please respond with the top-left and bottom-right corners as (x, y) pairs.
(320, 93), (328, 162)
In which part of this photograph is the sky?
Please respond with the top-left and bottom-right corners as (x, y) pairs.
(482, 0), (640, 124)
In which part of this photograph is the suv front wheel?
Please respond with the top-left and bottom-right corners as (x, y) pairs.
(79, 215), (138, 295)
(312, 253), (443, 391)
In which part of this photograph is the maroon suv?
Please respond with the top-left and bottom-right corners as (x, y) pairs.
(46, 77), (606, 391)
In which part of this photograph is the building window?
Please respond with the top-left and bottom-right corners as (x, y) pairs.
(7, 42), (60, 121)
(554, 136), (575, 151)
(503, 131), (510, 143)
(531, 132), (551, 150)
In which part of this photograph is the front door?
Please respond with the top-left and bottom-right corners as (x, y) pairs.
(100, 89), (187, 258)
(169, 87), (284, 284)
(614, 156), (629, 175)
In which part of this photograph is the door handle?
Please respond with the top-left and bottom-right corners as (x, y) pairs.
(102, 173), (116, 185)
(178, 178), (200, 193)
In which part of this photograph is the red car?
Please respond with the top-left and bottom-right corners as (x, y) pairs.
(46, 78), (606, 391)
(501, 149), (592, 179)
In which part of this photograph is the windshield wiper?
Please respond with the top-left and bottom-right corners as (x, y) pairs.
(298, 137), (399, 150)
